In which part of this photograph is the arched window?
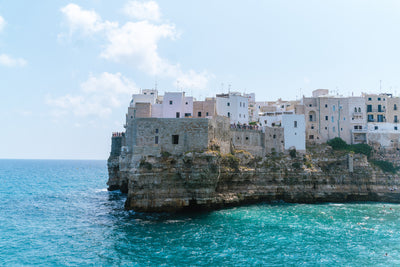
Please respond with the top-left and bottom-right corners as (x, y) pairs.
(395, 104), (397, 111)
(354, 107), (357, 112)
(358, 107), (361, 112)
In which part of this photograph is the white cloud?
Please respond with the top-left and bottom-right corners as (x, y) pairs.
(0, 15), (5, 32)
(0, 54), (27, 67)
(60, 3), (212, 90)
(46, 72), (138, 118)
(60, 3), (117, 36)
(123, 1), (161, 21)
(101, 21), (178, 75)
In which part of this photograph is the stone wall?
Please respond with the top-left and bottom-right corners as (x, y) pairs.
(231, 129), (264, 157)
(133, 118), (210, 155)
(264, 127), (284, 154)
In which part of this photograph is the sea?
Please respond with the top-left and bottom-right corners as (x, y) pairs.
(1, 159), (400, 266)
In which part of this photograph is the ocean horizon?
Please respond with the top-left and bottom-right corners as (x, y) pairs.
(1, 159), (399, 265)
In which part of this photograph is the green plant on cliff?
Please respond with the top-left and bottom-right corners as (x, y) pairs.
(292, 162), (302, 169)
(289, 148), (297, 158)
(327, 137), (372, 157)
(139, 159), (153, 170)
(221, 154), (240, 171)
(327, 137), (348, 150)
(370, 160), (398, 173)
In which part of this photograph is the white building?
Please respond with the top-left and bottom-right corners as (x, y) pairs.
(216, 92), (249, 124)
(161, 92), (193, 118)
(130, 89), (158, 107)
(281, 114), (306, 152)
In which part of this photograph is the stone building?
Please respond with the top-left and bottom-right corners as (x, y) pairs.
(300, 89), (366, 145)
(193, 98), (216, 118)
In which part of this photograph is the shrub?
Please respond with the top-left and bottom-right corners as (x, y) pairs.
(292, 162), (302, 169)
(327, 137), (372, 157)
(221, 154), (240, 170)
(327, 137), (348, 150)
(161, 151), (171, 157)
(351, 144), (372, 157)
(371, 160), (397, 173)
(289, 149), (297, 158)
(139, 159), (153, 170)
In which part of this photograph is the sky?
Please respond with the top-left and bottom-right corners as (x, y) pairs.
(1, 0), (400, 159)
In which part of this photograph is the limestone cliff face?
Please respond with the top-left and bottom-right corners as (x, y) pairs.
(108, 146), (400, 212)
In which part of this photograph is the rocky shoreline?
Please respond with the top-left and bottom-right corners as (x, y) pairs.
(107, 145), (400, 212)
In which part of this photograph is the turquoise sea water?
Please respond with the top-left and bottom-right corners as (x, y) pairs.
(1, 160), (400, 266)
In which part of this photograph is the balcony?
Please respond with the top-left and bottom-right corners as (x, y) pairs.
(367, 108), (386, 113)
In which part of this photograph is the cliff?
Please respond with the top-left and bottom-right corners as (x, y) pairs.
(107, 145), (400, 212)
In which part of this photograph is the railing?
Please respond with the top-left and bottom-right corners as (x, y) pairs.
(230, 124), (262, 131)
(112, 132), (124, 137)
(367, 109), (386, 113)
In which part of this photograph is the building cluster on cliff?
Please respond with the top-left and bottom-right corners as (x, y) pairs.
(112, 88), (400, 158)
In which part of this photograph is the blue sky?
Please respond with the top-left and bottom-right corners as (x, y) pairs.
(1, 0), (400, 159)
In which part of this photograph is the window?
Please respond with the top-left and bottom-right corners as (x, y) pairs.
(184, 113), (191, 117)
(294, 121), (297, 128)
(395, 127), (398, 130)
(333, 105), (336, 111)
(227, 102), (230, 106)
(343, 117), (345, 121)
(367, 105), (372, 112)
(395, 104), (398, 111)
(172, 135), (179, 144)
(273, 134), (276, 139)
(155, 136), (159, 144)
(377, 114), (383, 122)
(375, 126), (378, 130)
(176, 112), (180, 118)
(309, 114), (313, 121)
(169, 100), (173, 105)
(325, 104), (328, 108)
(358, 107), (361, 112)
(228, 112), (230, 117)
(395, 115), (398, 123)
(311, 126), (314, 129)
(325, 116), (328, 121)
(378, 97), (381, 101)
(155, 129), (159, 134)
(240, 102), (242, 107)
(309, 135), (314, 140)
(368, 114), (374, 122)
(354, 126), (358, 130)
(206, 112), (209, 116)
(341, 128), (343, 131)
(325, 127), (328, 130)
(368, 97), (372, 101)
(185, 102), (188, 105)
(333, 127), (335, 132)
(331, 116), (334, 122)
(245, 137), (249, 140)
(309, 104), (312, 107)
(378, 105), (382, 112)
(198, 111), (202, 117)
(354, 107), (357, 112)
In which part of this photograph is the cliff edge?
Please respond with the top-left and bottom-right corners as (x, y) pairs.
(108, 144), (400, 212)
